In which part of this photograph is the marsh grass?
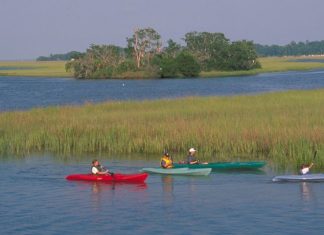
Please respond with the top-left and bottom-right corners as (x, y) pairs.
(0, 61), (71, 77)
(0, 90), (323, 168)
(201, 56), (324, 77)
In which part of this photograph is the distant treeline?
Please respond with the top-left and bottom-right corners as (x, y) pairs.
(63, 28), (260, 79)
(255, 40), (324, 57)
(36, 51), (83, 61)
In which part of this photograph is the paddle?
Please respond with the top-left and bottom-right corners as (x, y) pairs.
(313, 150), (318, 161)
(101, 166), (114, 177)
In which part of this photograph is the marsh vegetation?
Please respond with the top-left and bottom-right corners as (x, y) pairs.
(0, 90), (322, 168)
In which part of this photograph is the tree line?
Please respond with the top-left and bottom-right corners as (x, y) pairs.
(36, 51), (83, 61)
(255, 40), (324, 57)
(52, 28), (261, 79)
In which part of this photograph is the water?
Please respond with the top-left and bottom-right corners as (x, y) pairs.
(1, 71), (324, 234)
(1, 69), (324, 111)
(1, 156), (324, 235)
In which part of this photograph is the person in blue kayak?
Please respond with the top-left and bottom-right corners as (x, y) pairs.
(160, 151), (173, 168)
(91, 159), (113, 175)
(300, 162), (314, 175)
(187, 147), (199, 164)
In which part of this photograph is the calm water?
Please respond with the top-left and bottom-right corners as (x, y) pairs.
(1, 69), (324, 111)
(1, 156), (324, 235)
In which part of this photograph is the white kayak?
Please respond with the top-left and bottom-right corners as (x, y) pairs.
(272, 174), (324, 182)
(141, 167), (212, 176)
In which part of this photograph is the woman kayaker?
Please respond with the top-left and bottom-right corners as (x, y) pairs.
(91, 159), (113, 175)
(187, 148), (199, 164)
(300, 162), (314, 175)
(161, 152), (173, 168)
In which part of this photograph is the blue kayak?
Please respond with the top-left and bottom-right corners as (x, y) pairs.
(272, 174), (324, 182)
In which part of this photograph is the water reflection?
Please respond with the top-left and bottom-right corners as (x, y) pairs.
(300, 182), (314, 202)
(161, 176), (174, 204)
(67, 181), (147, 210)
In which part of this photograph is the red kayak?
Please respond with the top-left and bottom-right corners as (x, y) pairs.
(66, 173), (148, 183)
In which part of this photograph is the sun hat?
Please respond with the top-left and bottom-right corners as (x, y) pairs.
(189, 148), (197, 153)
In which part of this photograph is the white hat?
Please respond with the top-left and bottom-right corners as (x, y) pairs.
(189, 148), (197, 153)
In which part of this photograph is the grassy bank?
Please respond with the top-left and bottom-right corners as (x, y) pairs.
(202, 56), (324, 77)
(0, 61), (71, 77)
(0, 90), (323, 168)
(1, 56), (324, 78)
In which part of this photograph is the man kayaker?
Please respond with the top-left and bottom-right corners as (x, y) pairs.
(300, 162), (314, 175)
(91, 159), (113, 175)
(160, 151), (173, 168)
(187, 148), (199, 164)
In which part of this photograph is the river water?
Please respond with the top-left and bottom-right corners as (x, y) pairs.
(1, 156), (324, 235)
(1, 71), (324, 234)
(0, 69), (324, 111)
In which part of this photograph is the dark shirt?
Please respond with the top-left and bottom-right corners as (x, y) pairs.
(187, 155), (198, 164)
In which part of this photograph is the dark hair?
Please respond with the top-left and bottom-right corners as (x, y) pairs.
(92, 159), (98, 164)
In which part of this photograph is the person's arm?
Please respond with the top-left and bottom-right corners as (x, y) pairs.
(161, 159), (166, 168)
(97, 170), (108, 175)
(188, 156), (199, 164)
(309, 163), (314, 169)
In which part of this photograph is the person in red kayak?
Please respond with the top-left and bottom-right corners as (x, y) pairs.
(91, 159), (113, 175)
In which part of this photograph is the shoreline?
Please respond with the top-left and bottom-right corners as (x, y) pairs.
(1, 56), (324, 78)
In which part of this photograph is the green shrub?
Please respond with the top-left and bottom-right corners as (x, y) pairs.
(176, 52), (201, 77)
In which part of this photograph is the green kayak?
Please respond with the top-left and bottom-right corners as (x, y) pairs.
(173, 161), (266, 170)
(141, 167), (212, 176)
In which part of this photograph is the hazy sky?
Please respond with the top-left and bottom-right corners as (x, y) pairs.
(1, 0), (324, 60)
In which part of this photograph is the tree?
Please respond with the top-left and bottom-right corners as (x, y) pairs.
(127, 28), (162, 68)
(164, 39), (182, 58)
(184, 32), (230, 70)
(152, 54), (178, 78)
(227, 40), (261, 70)
(65, 44), (126, 79)
(37, 51), (83, 61)
(176, 51), (200, 77)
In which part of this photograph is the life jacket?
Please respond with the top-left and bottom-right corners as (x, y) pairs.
(161, 156), (173, 168)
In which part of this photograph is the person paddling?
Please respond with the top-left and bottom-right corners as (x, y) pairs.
(91, 159), (114, 176)
(187, 148), (199, 164)
(300, 151), (317, 175)
(160, 151), (173, 169)
(300, 162), (314, 175)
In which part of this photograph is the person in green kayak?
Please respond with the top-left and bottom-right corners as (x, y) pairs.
(187, 148), (199, 164)
(91, 159), (114, 176)
(300, 162), (314, 175)
(160, 151), (173, 169)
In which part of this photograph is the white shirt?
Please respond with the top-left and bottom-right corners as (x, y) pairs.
(300, 167), (310, 175)
(92, 166), (99, 174)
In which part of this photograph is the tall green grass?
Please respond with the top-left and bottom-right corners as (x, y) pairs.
(0, 90), (323, 167)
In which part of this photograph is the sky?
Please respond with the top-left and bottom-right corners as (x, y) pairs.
(1, 0), (324, 60)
